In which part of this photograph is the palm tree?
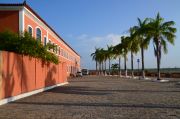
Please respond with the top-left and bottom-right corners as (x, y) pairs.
(147, 13), (177, 80)
(134, 18), (150, 79)
(92, 48), (111, 76)
(91, 48), (100, 75)
(113, 43), (123, 77)
(128, 27), (140, 78)
(102, 49), (108, 75)
(121, 36), (129, 77)
(96, 48), (106, 75)
(107, 45), (114, 75)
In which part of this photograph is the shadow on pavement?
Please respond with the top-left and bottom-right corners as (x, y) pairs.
(47, 86), (180, 94)
(46, 86), (111, 95)
(11, 102), (180, 110)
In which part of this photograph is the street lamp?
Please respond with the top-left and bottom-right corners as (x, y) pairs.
(137, 59), (140, 79)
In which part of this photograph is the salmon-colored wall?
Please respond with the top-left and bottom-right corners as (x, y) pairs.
(0, 51), (67, 100)
(45, 63), (58, 87)
(0, 11), (19, 33)
(35, 59), (46, 89)
(21, 56), (36, 93)
(0, 8), (80, 100)
(0, 52), (22, 99)
(24, 13), (80, 77)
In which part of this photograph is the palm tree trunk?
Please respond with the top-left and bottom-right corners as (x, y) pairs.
(97, 62), (99, 75)
(118, 56), (121, 77)
(156, 40), (161, 80)
(96, 61), (97, 75)
(100, 62), (102, 75)
(124, 55), (127, 77)
(108, 58), (111, 75)
(131, 51), (134, 78)
(104, 60), (107, 75)
(141, 46), (145, 79)
(157, 54), (161, 80)
(101, 61), (104, 75)
(99, 62), (101, 75)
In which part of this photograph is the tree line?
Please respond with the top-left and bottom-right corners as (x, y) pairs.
(91, 13), (177, 80)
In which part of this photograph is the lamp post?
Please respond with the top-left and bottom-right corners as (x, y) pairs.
(137, 59), (140, 79)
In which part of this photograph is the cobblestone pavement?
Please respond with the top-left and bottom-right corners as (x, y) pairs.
(0, 76), (180, 119)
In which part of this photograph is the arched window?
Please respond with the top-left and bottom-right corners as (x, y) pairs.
(48, 40), (51, 50)
(44, 37), (47, 46)
(58, 47), (61, 55)
(55, 44), (58, 54)
(52, 43), (55, 52)
(28, 26), (33, 36)
(36, 28), (41, 41)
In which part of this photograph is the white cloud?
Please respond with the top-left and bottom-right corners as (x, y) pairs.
(72, 33), (126, 69)
(76, 33), (124, 49)
(106, 34), (122, 46)
(77, 34), (88, 40)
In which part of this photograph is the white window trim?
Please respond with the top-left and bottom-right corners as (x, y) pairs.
(27, 25), (33, 37)
(35, 26), (42, 41)
(47, 39), (51, 52)
(55, 44), (58, 55)
(58, 46), (61, 56)
(52, 42), (55, 53)
(49, 39), (51, 43)
(43, 35), (47, 46)
(61, 48), (63, 56)
(51, 41), (55, 53)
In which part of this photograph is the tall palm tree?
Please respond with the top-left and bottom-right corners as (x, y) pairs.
(128, 27), (140, 78)
(92, 48), (112, 76)
(113, 43), (123, 77)
(97, 48), (106, 75)
(121, 36), (129, 77)
(91, 48), (100, 75)
(102, 49), (108, 75)
(134, 18), (150, 79)
(107, 45), (114, 75)
(147, 13), (177, 80)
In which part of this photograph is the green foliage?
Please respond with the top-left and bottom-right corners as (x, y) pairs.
(0, 30), (59, 64)
(111, 63), (119, 74)
(111, 63), (119, 70)
(0, 30), (19, 52)
(146, 13), (177, 56)
(91, 47), (106, 63)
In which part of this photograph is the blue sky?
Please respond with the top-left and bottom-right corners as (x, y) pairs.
(1, 0), (180, 69)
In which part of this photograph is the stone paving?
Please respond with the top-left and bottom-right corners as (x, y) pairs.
(0, 76), (180, 119)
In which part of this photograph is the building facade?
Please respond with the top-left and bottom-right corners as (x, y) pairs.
(0, 2), (80, 76)
(0, 2), (80, 105)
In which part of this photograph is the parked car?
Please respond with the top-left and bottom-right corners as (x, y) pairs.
(82, 69), (89, 75)
(76, 71), (82, 77)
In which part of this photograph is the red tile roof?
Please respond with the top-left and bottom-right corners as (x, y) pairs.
(0, 2), (80, 56)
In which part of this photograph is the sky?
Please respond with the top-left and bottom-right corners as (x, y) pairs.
(1, 0), (180, 69)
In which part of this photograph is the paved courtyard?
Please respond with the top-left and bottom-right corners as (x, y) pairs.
(0, 76), (180, 119)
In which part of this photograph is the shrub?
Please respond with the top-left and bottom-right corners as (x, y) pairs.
(0, 30), (59, 64)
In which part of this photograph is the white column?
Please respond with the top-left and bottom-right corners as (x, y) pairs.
(19, 7), (25, 33)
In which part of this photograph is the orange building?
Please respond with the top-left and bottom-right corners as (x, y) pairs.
(0, 2), (80, 105)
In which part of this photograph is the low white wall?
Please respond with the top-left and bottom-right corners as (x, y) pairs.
(0, 82), (68, 105)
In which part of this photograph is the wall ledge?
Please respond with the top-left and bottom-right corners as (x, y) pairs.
(0, 82), (69, 106)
